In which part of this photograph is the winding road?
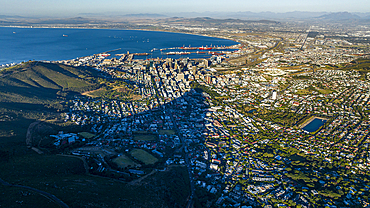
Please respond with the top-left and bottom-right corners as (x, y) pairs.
(0, 177), (69, 208)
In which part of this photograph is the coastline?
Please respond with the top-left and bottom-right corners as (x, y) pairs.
(0, 25), (240, 45)
(0, 26), (240, 66)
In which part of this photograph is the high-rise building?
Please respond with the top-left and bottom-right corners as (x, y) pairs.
(272, 90), (277, 100)
(204, 59), (210, 68)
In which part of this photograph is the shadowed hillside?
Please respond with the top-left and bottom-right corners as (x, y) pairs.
(0, 62), (103, 150)
(0, 61), (192, 208)
(0, 61), (102, 103)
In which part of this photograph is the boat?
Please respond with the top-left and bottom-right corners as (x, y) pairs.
(99, 54), (111, 57)
(63, 34), (68, 37)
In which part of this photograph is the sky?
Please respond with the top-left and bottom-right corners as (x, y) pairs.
(1, 0), (369, 17)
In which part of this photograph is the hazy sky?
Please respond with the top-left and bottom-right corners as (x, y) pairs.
(1, 0), (369, 17)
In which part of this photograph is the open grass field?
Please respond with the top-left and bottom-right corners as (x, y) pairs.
(158, 129), (176, 135)
(315, 86), (334, 94)
(132, 131), (149, 134)
(130, 149), (158, 165)
(82, 80), (140, 101)
(82, 87), (107, 97)
(113, 154), (137, 169)
(133, 133), (157, 141)
(288, 154), (307, 162)
(296, 88), (312, 95)
(78, 132), (95, 139)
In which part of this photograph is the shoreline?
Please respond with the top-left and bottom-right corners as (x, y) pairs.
(0, 26), (240, 65)
(0, 25), (240, 45)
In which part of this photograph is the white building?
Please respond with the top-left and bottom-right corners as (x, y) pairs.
(272, 91), (277, 100)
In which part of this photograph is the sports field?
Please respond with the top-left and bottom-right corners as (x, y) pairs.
(113, 155), (136, 168)
(78, 132), (95, 139)
(158, 130), (176, 135)
(130, 149), (158, 165)
(133, 134), (157, 141)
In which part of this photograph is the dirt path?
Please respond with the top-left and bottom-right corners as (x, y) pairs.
(128, 169), (157, 185)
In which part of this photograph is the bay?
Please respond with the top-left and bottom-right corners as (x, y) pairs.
(0, 27), (238, 65)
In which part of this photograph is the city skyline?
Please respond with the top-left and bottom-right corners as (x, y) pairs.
(1, 0), (369, 17)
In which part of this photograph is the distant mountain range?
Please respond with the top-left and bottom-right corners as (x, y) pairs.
(1, 11), (370, 25)
(316, 12), (361, 20)
(35, 17), (107, 25)
(177, 17), (279, 24)
(122, 13), (168, 18)
(164, 11), (370, 20)
(106, 11), (370, 22)
(167, 11), (325, 20)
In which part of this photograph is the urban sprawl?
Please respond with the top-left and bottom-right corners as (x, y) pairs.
(40, 27), (370, 208)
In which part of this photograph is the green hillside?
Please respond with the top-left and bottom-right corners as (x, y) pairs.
(0, 61), (102, 150)
(0, 61), (101, 103)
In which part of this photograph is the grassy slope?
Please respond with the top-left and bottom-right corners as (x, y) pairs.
(0, 61), (99, 103)
(0, 61), (100, 150)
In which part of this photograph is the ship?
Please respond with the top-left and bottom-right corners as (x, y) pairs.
(165, 52), (177, 55)
(198, 46), (212, 50)
(99, 54), (111, 57)
(132, 53), (151, 56)
(165, 52), (191, 55)
(180, 46), (197, 50)
(209, 51), (225, 55)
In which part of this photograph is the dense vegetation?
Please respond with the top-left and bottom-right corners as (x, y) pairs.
(191, 81), (220, 98)
(257, 110), (310, 127)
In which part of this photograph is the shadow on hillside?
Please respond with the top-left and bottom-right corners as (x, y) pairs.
(0, 61), (215, 208)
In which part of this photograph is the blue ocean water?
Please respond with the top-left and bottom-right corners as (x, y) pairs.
(0, 27), (238, 65)
(303, 118), (327, 132)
